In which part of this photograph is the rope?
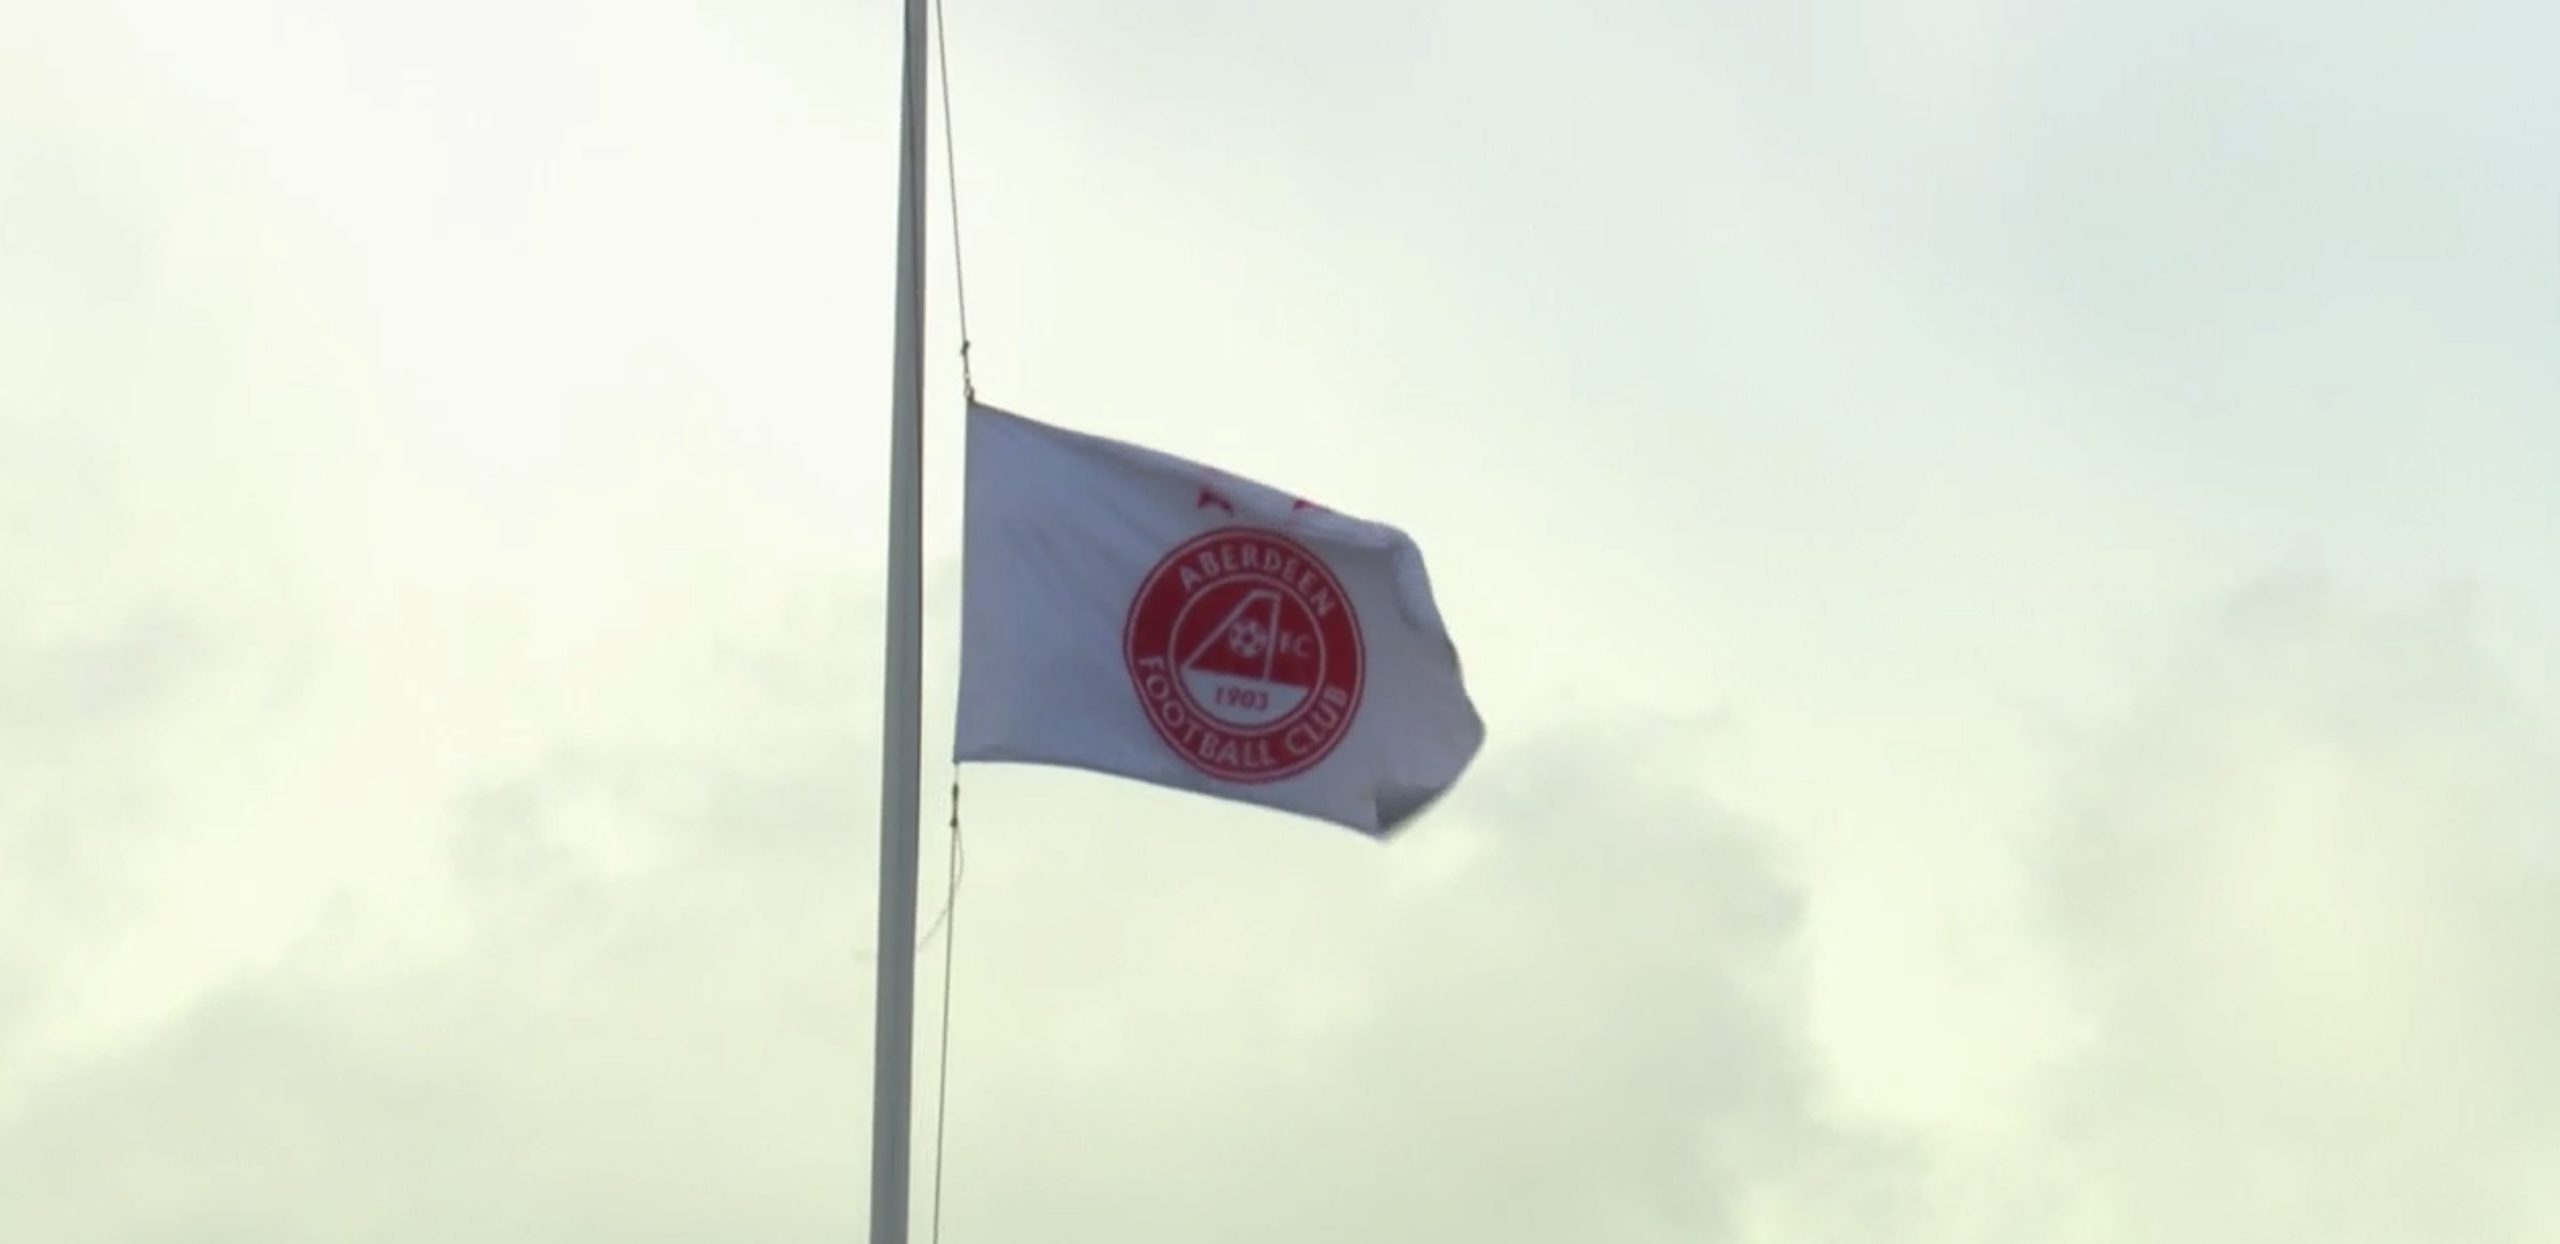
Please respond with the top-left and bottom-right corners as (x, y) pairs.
(934, 0), (975, 400)
(912, 800), (964, 951)
(927, 779), (964, 1244)
(927, 4), (972, 1238)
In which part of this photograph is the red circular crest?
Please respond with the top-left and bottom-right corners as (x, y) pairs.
(1122, 527), (1365, 783)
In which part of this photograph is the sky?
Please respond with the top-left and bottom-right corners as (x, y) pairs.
(3, 0), (2556, 1240)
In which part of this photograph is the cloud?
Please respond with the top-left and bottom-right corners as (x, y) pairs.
(0, 681), (1881, 1243)
(0, 585), (880, 1243)
(23, 564), (2554, 1244)
(940, 725), (1899, 1244)
(2011, 571), (2560, 1242)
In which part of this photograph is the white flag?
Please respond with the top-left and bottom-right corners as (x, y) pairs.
(953, 402), (1484, 836)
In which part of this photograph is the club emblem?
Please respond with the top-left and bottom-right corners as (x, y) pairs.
(1122, 527), (1364, 782)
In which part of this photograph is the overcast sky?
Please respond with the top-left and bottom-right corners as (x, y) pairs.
(4, 0), (2556, 1240)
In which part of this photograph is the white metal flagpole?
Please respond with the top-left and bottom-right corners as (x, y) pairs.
(869, 0), (930, 1237)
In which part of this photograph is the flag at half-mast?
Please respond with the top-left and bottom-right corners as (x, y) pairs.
(952, 402), (1483, 836)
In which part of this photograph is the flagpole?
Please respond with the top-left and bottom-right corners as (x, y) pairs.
(869, 0), (930, 1236)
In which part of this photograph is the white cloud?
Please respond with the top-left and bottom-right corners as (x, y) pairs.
(0, 685), (1878, 1242)
(2011, 572), (2560, 1242)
